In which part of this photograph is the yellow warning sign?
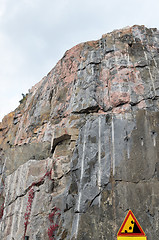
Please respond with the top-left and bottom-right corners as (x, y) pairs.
(117, 210), (147, 240)
(118, 237), (147, 240)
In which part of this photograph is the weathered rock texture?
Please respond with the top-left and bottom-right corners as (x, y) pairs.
(0, 25), (159, 239)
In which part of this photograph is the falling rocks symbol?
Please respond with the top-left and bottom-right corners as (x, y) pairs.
(117, 210), (147, 240)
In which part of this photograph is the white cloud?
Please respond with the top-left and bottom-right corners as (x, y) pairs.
(0, 0), (7, 17)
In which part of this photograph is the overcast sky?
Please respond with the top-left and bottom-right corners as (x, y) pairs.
(0, 0), (159, 121)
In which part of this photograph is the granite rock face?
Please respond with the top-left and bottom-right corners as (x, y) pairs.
(0, 25), (159, 239)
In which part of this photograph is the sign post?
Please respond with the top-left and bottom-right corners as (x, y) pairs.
(117, 210), (147, 240)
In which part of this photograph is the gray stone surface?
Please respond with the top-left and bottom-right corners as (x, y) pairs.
(0, 25), (159, 240)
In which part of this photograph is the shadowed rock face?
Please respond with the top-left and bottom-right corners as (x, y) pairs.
(0, 25), (159, 239)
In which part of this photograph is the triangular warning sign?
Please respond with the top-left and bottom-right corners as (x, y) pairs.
(117, 210), (146, 236)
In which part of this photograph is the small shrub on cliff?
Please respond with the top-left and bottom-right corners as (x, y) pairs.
(48, 207), (61, 240)
(24, 188), (34, 238)
(0, 203), (4, 220)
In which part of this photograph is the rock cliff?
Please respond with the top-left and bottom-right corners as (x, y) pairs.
(0, 25), (159, 240)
